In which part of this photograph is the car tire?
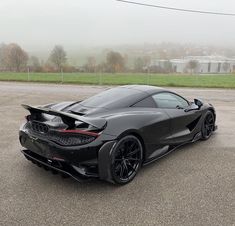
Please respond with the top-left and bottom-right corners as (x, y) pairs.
(110, 135), (143, 185)
(201, 111), (215, 140)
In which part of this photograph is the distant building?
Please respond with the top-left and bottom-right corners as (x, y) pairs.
(149, 56), (235, 74)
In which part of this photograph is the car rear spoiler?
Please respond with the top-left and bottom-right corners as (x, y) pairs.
(22, 104), (107, 129)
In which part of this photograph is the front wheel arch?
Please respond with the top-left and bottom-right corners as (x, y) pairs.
(201, 110), (215, 140)
(208, 107), (216, 122)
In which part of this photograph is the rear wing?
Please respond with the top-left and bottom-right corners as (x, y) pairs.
(22, 104), (107, 129)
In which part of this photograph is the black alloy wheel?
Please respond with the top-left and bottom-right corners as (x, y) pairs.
(111, 135), (143, 185)
(201, 111), (215, 140)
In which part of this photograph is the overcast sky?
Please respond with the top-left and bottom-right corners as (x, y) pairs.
(1, 0), (235, 50)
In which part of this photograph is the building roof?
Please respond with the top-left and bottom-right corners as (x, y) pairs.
(171, 56), (235, 64)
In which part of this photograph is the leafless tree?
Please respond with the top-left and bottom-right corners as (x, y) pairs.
(28, 56), (41, 72)
(96, 62), (107, 73)
(49, 45), (67, 71)
(142, 56), (151, 67)
(85, 56), (96, 72)
(187, 60), (199, 74)
(106, 51), (125, 73)
(5, 43), (28, 72)
(0, 43), (7, 70)
(134, 57), (144, 72)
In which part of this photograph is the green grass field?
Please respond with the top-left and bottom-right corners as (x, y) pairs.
(0, 72), (235, 88)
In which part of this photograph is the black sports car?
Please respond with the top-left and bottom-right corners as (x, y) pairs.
(19, 85), (217, 184)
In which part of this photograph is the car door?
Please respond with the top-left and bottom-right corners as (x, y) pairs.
(152, 92), (202, 143)
(131, 96), (172, 160)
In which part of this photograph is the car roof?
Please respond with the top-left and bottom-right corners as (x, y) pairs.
(70, 85), (168, 114)
(120, 85), (167, 95)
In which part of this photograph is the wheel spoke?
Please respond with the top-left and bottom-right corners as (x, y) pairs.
(126, 160), (136, 172)
(203, 113), (214, 138)
(114, 158), (122, 162)
(128, 142), (135, 151)
(127, 148), (140, 157)
(123, 162), (129, 175)
(206, 126), (212, 135)
(126, 157), (139, 161)
(115, 163), (122, 171)
(119, 163), (124, 178)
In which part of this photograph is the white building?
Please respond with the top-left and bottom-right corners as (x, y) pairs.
(150, 56), (235, 74)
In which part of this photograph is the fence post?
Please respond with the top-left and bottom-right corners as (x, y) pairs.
(147, 68), (150, 85)
(99, 73), (102, 85)
(61, 68), (64, 83)
(27, 67), (30, 82)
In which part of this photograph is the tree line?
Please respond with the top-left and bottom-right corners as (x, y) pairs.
(0, 43), (69, 72)
(0, 43), (203, 74)
(0, 43), (158, 73)
(0, 43), (123, 73)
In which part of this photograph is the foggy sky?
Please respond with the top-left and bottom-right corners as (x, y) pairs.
(1, 0), (235, 50)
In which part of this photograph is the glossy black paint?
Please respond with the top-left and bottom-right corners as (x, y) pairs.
(19, 85), (217, 183)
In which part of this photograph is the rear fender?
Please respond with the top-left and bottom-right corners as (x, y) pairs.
(98, 141), (117, 182)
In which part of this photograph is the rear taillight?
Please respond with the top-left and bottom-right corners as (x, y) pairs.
(50, 129), (99, 146)
(25, 121), (99, 146)
(59, 129), (99, 137)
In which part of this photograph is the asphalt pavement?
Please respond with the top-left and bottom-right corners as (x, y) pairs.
(0, 82), (234, 226)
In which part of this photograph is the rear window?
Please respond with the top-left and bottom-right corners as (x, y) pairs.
(79, 87), (141, 108)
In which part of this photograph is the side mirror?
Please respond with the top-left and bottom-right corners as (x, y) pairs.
(185, 99), (203, 112)
(194, 99), (203, 109)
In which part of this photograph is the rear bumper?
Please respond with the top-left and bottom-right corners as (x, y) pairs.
(21, 149), (90, 182)
(19, 129), (117, 182)
(19, 130), (102, 164)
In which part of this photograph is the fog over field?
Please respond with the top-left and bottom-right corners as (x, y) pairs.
(1, 0), (235, 51)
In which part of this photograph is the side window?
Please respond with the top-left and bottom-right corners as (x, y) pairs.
(152, 92), (189, 109)
(132, 96), (156, 108)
